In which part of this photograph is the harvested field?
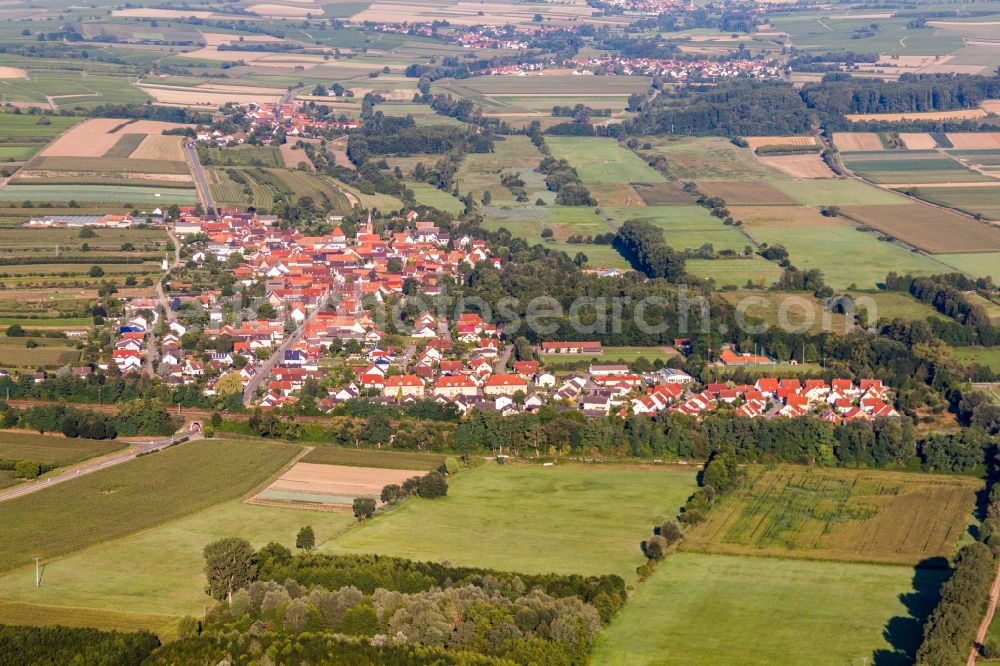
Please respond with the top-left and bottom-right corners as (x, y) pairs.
(900, 133), (938, 149)
(0, 67), (26, 79)
(682, 465), (979, 565)
(758, 153), (836, 179)
(983, 100), (1000, 114)
(744, 136), (816, 150)
(633, 181), (695, 205)
(846, 109), (987, 122)
(947, 132), (1000, 150)
(39, 120), (191, 158)
(138, 84), (282, 106)
(130, 135), (185, 162)
(301, 447), (445, 470)
(698, 180), (798, 205)
(253, 462), (416, 509)
(280, 137), (320, 170)
(842, 203), (1000, 253)
(833, 132), (883, 152)
(112, 8), (215, 18)
(247, 3), (316, 17)
(40, 119), (131, 158)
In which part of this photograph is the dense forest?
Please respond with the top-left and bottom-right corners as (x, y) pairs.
(625, 81), (815, 136)
(801, 73), (1000, 115)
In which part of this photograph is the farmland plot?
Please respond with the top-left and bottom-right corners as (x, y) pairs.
(841, 203), (1000, 253)
(683, 466), (979, 565)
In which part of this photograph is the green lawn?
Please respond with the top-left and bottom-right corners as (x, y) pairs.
(686, 258), (784, 287)
(845, 291), (945, 322)
(0, 500), (351, 617)
(953, 347), (1000, 372)
(544, 346), (677, 369)
(547, 137), (665, 185)
(0, 438), (300, 572)
(328, 463), (697, 581)
(409, 182), (465, 214)
(937, 252), (1000, 281)
(591, 553), (945, 665)
(751, 223), (954, 288)
(767, 178), (906, 206)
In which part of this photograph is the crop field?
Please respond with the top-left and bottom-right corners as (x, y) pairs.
(197, 145), (283, 167)
(758, 153), (836, 179)
(0, 184), (196, 204)
(0, 113), (81, 160)
(0, 499), (349, 619)
(0, 345), (79, 369)
(900, 133), (939, 150)
(847, 109), (987, 122)
(948, 132), (1000, 150)
(329, 463), (697, 581)
(547, 137), (665, 185)
(685, 257), (784, 287)
(604, 205), (751, 251)
(591, 553), (946, 666)
(252, 462), (417, 509)
(683, 466), (979, 565)
(905, 185), (1000, 220)
(453, 136), (546, 204)
(543, 346), (677, 369)
(833, 132), (884, 152)
(697, 180), (798, 205)
(845, 153), (989, 184)
(0, 438), (300, 572)
(0, 431), (122, 468)
(841, 203), (1000, 253)
(301, 446), (445, 470)
(750, 220), (957, 288)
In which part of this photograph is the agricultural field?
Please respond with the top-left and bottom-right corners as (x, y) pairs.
(591, 553), (946, 666)
(409, 182), (465, 214)
(682, 466), (979, 565)
(0, 499), (348, 619)
(840, 204), (1000, 254)
(904, 185), (1000, 221)
(329, 462), (697, 581)
(844, 151), (990, 184)
(0, 113), (81, 161)
(0, 432), (123, 470)
(252, 462), (416, 509)
(605, 205), (751, 252)
(301, 446), (445, 470)
(0, 438), (300, 572)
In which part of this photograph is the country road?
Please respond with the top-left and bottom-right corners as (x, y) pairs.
(184, 141), (216, 215)
(0, 432), (197, 503)
(968, 565), (1000, 665)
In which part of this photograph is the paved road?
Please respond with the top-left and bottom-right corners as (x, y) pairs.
(242, 301), (327, 407)
(0, 433), (197, 503)
(497, 344), (514, 372)
(184, 142), (216, 215)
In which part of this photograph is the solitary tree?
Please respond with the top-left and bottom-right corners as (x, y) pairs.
(353, 497), (376, 521)
(203, 537), (256, 603)
(296, 525), (315, 550)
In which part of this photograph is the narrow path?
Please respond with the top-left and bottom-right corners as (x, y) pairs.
(968, 564), (1000, 666)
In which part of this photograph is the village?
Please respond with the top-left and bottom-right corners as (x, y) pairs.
(196, 102), (359, 148)
(485, 56), (782, 81)
(50, 208), (900, 426)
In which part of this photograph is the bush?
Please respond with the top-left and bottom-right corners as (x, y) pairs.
(417, 471), (448, 499)
(380, 483), (401, 504)
(659, 520), (683, 545)
(14, 459), (40, 479)
(645, 535), (668, 560)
